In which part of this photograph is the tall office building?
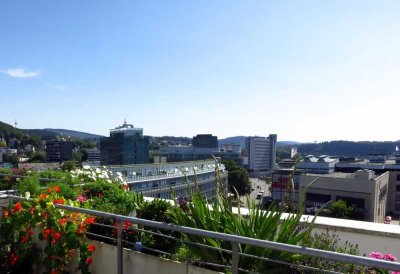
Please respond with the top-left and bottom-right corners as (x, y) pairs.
(45, 140), (73, 162)
(245, 134), (277, 172)
(192, 134), (218, 148)
(100, 121), (149, 165)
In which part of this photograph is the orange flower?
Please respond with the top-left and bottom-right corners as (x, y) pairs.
(58, 218), (67, 226)
(47, 187), (52, 193)
(3, 210), (9, 218)
(88, 244), (96, 252)
(85, 257), (93, 264)
(84, 216), (95, 224)
(14, 202), (22, 212)
(53, 186), (61, 193)
(39, 193), (48, 200)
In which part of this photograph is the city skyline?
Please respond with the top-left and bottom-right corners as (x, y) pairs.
(2, 1), (400, 142)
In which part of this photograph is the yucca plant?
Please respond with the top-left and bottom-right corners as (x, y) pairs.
(170, 170), (318, 273)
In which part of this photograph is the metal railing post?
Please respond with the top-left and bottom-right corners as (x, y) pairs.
(117, 220), (123, 274)
(232, 242), (239, 274)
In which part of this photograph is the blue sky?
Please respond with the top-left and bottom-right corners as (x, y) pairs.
(1, 1), (400, 142)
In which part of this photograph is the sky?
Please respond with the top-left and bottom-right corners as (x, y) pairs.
(1, 1), (400, 142)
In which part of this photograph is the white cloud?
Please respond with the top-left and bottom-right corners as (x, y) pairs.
(1, 68), (41, 78)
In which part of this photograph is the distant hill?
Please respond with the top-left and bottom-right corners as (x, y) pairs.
(43, 128), (104, 140)
(23, 129), (58, 139)
(293, 141), (400, 157)
(218, 136), (301, 148)
(218, 136), (247, 147)
(0, 121), (24, 140)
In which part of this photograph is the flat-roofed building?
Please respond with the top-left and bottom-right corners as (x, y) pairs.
(108, 159), (228, 200)
(300, 170), (389, 222)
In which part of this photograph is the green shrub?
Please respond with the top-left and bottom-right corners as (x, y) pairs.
(17, 176), (40, 196)
(294, 229), (361, 273)
(136, 199), (181, 255)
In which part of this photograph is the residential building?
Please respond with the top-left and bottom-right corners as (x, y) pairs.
(45, 140), (72, 162)
(107, 159), (228, 200)
(86, 148), (101, 162)
(100, 122), (150, 165)
(245, 134), (277, 173)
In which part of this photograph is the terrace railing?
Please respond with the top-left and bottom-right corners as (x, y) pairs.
(5, 194), (400, 274)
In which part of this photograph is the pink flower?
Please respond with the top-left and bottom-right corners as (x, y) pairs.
(384, 253), (397, 262)
(369, 252), (384, 260)
(77, 195), (87, 202)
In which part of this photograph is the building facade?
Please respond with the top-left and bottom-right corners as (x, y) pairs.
(45, 140), (73, 162)
(245, 134), (277, 172)
(100, 122), (150, 165)
(108, 159), (228, 200)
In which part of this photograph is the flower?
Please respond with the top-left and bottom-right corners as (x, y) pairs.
(21, 235), (29, 243)
(58, 218), (67, 226)
(54, 198), (65, 205)
(383, 253), (397, 262)
(53, 186), (61, 193)
(3, 210), (9, 218)
(14, 202), (22, 212)
(369, 252), (384, 260)
(9, 253), (19, 265)
(84, 216), (95, 224)
(85, 257), (93, 264)
(88, 244), (96, 252)
(76, 195), (87, 202)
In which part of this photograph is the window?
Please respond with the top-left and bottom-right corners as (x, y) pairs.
(396, 185), (400, 192)
(396, 204), (400, 211)
(396, 194), (400, 202)
(397, 174), (400, 181)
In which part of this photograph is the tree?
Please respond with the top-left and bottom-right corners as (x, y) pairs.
(61, 160), (76, 171)
(326, 199), (355, 219)
(3, 154), (19, 166)
(28, 152), (46, 163)
(222, 159), (251, 196)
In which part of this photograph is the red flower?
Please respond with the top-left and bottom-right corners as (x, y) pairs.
(51, 268), (57, 274)
(85, 257), (93, 265)
(9, 253), (19, 265)
(58, 218), (67, 225)
(50, 255), (57, 261)
(84, 216), (95, 224)
(54, 198), (65, 204)
(68, 249), (75, 257)
(26, 226), (33, 236)
(21, 235), (29, 243)
(30, 207), (35, 214)
(53, 186), (61, 193)
(47, 187), (52, 193)
(3, 210), (9, 218)
(14, 202), (22, 212)
(88, 244), (96, 252)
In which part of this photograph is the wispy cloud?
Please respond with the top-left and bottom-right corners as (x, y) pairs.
(47, 83), (68, 91)
(1, 68), (41, 78)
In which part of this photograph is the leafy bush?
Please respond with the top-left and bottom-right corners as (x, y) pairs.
(136, 199), (180, 255)
(16, 176), (41, 196)
(294, 229), (361, 273)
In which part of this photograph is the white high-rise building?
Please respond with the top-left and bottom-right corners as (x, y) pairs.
(245, 134), (277, 172)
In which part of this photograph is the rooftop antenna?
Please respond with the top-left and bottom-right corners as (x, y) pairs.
(124, 118), (127, 125)
(14, 119), (18, 128)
